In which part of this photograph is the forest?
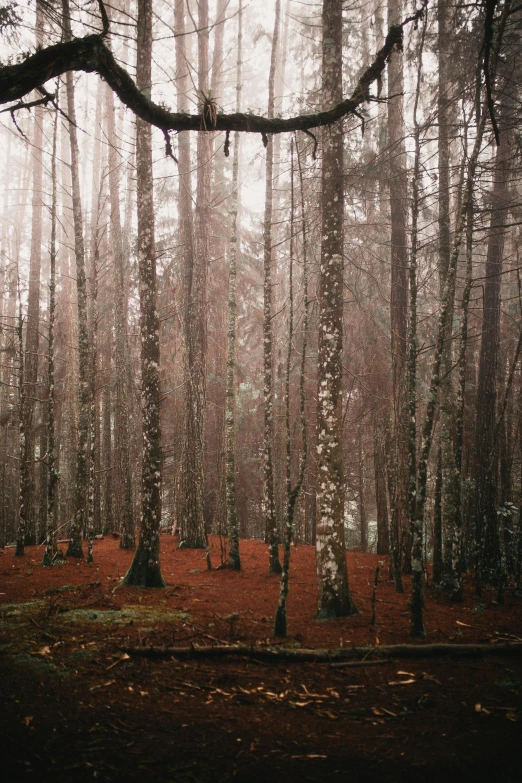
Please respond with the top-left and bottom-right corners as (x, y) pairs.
(0, 0), (521, 780)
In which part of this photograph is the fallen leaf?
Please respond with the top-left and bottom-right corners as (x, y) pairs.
(106, 653), (130, 670)
(23, 716), (33, 726)
(89, 680), (115, 692)
(422, 672), (442, 685)
(388, 679), (416, 686)
(36, 646), (51, 656)
(397, 671), (415, 677)
(316, 710), (338, 720)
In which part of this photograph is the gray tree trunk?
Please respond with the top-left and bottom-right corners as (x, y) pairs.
(122, 0), (165, 587)
(387, 0), (410, 576)
(225, 0), (243, 572)
(263, 0), (283, 576)
(315, 0), (357, 620)
(177, 0), (210, 549)
(16, 0), (45, 555)
(63, 0), (89, 559)
(106, 81), (135, 549)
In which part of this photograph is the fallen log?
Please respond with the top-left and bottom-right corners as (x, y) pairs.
(121, 641), (522, 663)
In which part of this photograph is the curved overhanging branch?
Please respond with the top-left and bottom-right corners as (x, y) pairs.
(0, 8), (423, 136)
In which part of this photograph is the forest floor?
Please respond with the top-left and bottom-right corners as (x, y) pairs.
(0, 535), (521, 782)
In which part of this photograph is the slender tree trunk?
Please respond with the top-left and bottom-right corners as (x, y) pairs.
(174, 0), (193, 540)
(106, 82), (135, 549)
(373, 414), (390, 555)
(387, 0), (410, 574)
(274, 136), (309, 637)
(408, 21), (425, 635)
(315, 0), (357, 620)
(63, 0), (89, 559)
(225, 0), (243, 572)
(437, 0), (458, 583)
(102, 378), (113, 535)
(42, 96), (60, 567)
(123, 0), (165, 587)
(178, 0), (210, 549)
(16, 0), (45, 555)
(433, 448), (443, 584)
(358, 428), (367, 552)
(263, 0), (282, 575)
(473, 108), (512, 585)
(16, 286), (26, 555)
(451, 167), (474, 602)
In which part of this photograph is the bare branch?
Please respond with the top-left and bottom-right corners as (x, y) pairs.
(0, 11), (423, 137)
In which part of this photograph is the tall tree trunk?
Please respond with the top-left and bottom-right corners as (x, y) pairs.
(407, 20), (425, 636)
(263, 0), (283, 575)
(358, 428), (367, 552)
(473, 109), (512, 586)
(16, 0), (45, 555)
(437, 0), (458, 583)
(123, 0), (165, 587)
(42, 95), (59, 567)
(106, 82), (135, 549)
(373, 414), (390, 555)
(63, 0), (89, 559)
(450, 159), (474, 602)
(177, 0), (210, 549)
(315, 0), (357, 620)
(225, 0), (243, 572)
(274, 136), (309, 637)
(174, 0), (193, 540)
(387, 0), (410, 575)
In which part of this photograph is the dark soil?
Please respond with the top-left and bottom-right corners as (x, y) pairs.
(0, 535), (521, 782)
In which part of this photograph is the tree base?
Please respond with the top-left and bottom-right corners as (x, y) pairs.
(228, 553), (241, 572)
(451, 587), (463, 603)
(14, 543), (24, 557)
(316, 591), (359, 621)
(41, 552), (53, 567)
(273, 606), (287, 638)
(66, 541), (84, 558)
(269, 560), (282, 575)
(121, 546), (166, 588)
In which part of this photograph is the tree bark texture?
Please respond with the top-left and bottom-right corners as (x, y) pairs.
(225, 0), (243, 572)
(177, 0), (211, 550)
(106, 82), (135, 550)
(63, 0), (89, 560)
(17, 0), (45, 554)
(387, 0), (410, 574)
(42, 99), (59, 567)
(315, 0), (357, 620)
(122, 0), (165, 587)
(263, 0), (283, 576)
(473, 114), (512, 584)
